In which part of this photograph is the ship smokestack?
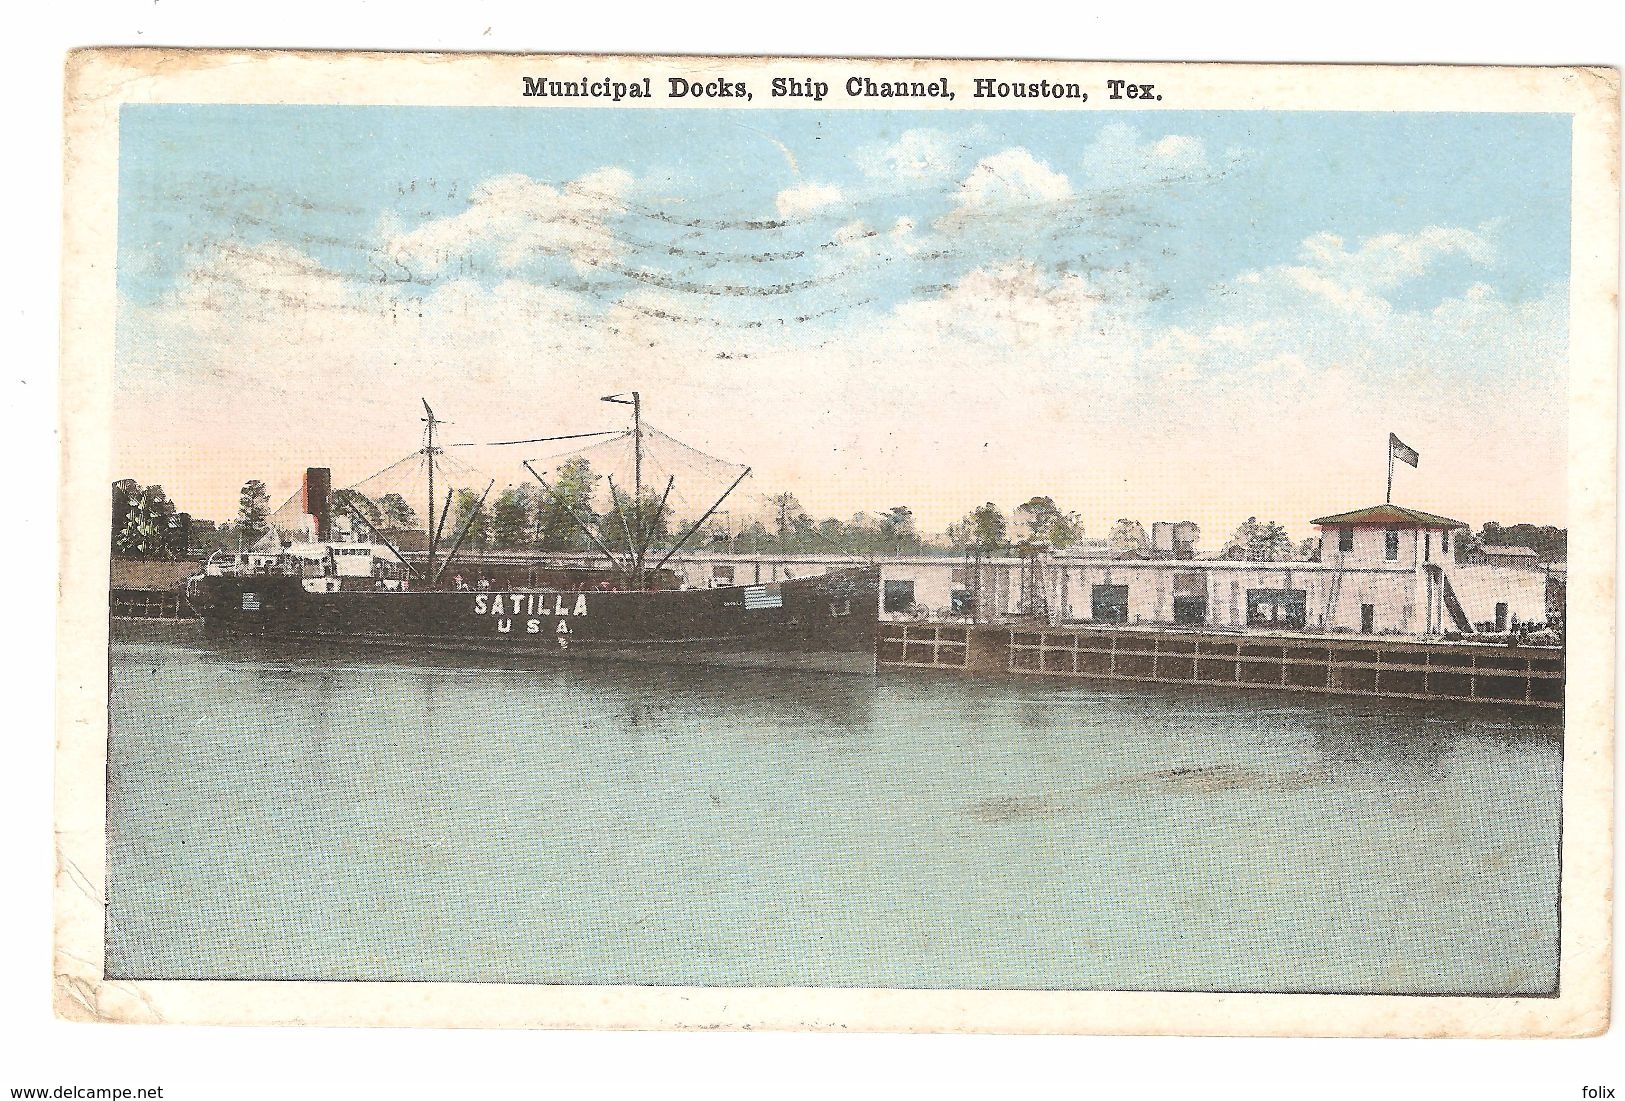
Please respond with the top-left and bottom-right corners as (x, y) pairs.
(302, 466), (332, 542)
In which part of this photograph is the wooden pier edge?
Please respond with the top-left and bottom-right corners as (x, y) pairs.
(109, 587), (198, 621)
(877, 622), (1564, 712)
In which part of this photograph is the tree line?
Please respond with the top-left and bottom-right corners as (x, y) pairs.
(112, 473), (1567, 566)
(336, 458), (670, 558)
(1460, 522), (1567, 563)
(106, 472), (1309, 564)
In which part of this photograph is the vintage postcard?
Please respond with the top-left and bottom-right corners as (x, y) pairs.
(57, 51), (1617, 1035)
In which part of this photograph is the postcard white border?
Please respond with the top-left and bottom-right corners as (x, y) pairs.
(56, 50), (1618, 1036)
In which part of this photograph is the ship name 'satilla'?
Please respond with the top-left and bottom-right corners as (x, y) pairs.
(473, 593), (589, 617)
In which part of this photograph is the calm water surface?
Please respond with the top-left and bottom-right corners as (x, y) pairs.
(106, 633), (1561, 993)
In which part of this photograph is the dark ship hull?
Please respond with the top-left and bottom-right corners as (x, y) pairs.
(194, 566), (881, 674)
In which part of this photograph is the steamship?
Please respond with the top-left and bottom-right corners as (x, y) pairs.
(191, 396), (881, 674)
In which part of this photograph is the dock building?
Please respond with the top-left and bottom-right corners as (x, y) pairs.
(656, 503), (1542, 641)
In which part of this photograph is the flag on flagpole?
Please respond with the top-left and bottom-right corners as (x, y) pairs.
(1389, 433), (1419, 468)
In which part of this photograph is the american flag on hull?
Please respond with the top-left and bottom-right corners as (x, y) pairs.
(743, 585), (783, 611)
(241, 593), (261, 611)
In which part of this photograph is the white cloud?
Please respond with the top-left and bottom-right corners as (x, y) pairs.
(170, 240), (354, 317)
(854, 128), (963, 182)
(774, 180), (843, 219)
(1280, 265), (1395, 322)
(822, 216), (920, 267)
(942, 148), (1072, 228)
(1167, 225), (1558, 419)
(383, 167), (634, 277)
(1081, 123), (1212, 186)
(1206, 224), (1503, 330)
(1295, 224), (1498, 291)
(887, 216), (920, 253)
(831, 220), (875, 247)
(889, 261), (1118, 348)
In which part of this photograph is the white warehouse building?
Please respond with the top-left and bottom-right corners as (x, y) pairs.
(869, 504), (1548, 640)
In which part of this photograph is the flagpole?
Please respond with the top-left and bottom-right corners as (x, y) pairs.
(1386, 435), (1395, 504)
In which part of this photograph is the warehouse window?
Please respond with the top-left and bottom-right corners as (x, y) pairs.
(1338, 526), (1354, 552)
(1172, 571), (1207, 625)
(1173, 596), (1207, 625)
(1246, 588), (1308, 629)
(1385, 530), (1399, 560)
(712, 565), (735, 582)
(883, 580), (916, 613)
(1091, 584), (1130, 624)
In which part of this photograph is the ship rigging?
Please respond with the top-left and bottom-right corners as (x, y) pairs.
(329, 394), (753, 590)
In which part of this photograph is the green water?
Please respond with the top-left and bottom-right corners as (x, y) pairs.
(106, 635), (1562, 993)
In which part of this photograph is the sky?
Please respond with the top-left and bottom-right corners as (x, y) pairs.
(113, 105), (1571, 542)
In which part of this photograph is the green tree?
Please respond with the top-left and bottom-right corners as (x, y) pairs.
(166, 511), (193, 556)
(951, 502), (1008, 552)
(768, 491), (803, 542)
(237, 479), (271, 547)
(377, 492), (418, 529)
(786, 511), (815, 549)
(188, 518), (240, 555)
(879, 505), (917, 553)
(1221, 516), (1295, 562)
(114, 483), (178, 558)
(111, 479), (140, 555)
(815, 517), (847, 551)
(736, 518), (772, 555)
(446, 488), (492, 555)
(1014, 495), (1083, 549)
(1015, 496), (1056, 540)
(604, 488), (673, 554)
(1107, 518), (1151, 559)
(536, 457), (600, 552)
(844, 512), (878, 554)
(332, 488), (383, 530)
(491, 485), (534, 549)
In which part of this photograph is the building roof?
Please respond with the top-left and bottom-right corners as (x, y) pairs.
(1479, 544), (1539, 557)
(1310, 504), (1467, 529)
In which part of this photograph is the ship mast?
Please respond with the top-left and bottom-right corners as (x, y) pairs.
(602, 392), (645, 588)
(504, 392), (752, 587)
(634, 391), (643, 587)
(421, 399), (445, 587)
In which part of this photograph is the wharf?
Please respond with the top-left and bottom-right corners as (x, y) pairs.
(110, 588), (197, 621)
(877, 622), (1564, 711)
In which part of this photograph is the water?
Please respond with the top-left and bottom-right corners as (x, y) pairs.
(106, 633), (1562, 994)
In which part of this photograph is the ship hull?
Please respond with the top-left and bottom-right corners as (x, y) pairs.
(193, 567), (881, 675)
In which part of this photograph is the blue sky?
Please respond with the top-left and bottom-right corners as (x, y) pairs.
(114, 105), (1572, 534)
(119, 106), (1569, 318)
